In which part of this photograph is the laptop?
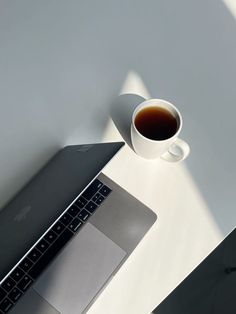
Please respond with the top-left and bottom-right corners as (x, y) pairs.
(0, 142), (157, 314)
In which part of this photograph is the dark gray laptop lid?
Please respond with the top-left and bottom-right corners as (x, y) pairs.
(0, 142), (124, 282)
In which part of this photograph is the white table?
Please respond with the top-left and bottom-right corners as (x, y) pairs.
(1, 1), (235, 313)
(86, 94), (223, 314)
(85, 28), (236, 307)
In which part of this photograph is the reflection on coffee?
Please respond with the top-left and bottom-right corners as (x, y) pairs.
(134, 106), (178, 140)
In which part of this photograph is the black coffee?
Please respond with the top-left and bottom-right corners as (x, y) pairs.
(134, 106), (178, 140)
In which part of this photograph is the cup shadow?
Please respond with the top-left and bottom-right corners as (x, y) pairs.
(109, 94), (145, 149)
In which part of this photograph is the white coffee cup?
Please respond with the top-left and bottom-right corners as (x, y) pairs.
(131, 99), (190, 162)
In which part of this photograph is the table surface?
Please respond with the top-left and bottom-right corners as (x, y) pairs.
(1, 1), (236, 314)
(85, 118), (222, 314)
(86, 64), (236, 313)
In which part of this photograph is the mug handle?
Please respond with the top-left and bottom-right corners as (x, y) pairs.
(161, 138), (190, 162)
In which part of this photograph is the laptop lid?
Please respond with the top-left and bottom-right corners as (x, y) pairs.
(0, 142), (124, 283)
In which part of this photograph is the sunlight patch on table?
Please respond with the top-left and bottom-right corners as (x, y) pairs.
(223, 0), (236, 19)
(120, 70), (151, 99)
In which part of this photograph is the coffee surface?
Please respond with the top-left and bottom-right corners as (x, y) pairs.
(134, 106), (178, 140)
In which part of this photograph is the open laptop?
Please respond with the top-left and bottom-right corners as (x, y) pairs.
(0, 142), (157, 314)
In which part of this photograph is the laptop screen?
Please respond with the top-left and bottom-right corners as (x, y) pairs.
(0, 142), (124, 282)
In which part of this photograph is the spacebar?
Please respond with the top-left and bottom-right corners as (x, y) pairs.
(29, 228), (73, 280)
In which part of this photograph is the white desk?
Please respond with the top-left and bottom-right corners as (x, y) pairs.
(84, 55), (236, 314)
(84, 115), (222, 314)
(81, 47), (236, 310)
(1, 1), (236, 313)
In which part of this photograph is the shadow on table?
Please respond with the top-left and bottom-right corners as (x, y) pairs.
(152, 228), (236, 314)
(109, 94), (145, 150)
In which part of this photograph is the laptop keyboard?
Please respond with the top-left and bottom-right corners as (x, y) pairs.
(0, 178), (111, 313)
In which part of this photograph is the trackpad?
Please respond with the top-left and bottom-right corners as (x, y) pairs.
(34, 223), (126, 314)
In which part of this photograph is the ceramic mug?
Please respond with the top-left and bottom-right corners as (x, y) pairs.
(131, 99), (190, 161)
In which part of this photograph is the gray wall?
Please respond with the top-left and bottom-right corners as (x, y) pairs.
(0, 0), (236, 237)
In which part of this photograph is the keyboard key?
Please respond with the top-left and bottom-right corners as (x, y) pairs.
(78, 209), (90, 222)
(8, 287), (22, 303)
(60, 213), (73, 226)
(94, 195), (105, 206)
(68, 205), (80, 217)
(0, 288), (7, 303)
(17, 275), (32, 292)
(44, 230), (57, 244)
(68, 218), (82, 233)
(10, 268), (24, 282)
(36, 239), (50, 253)
(0, 298), (13, 313)
(99, 185), (111, 197)
(75, 196), (87, 209)
(28, 248), (41, 263)
(19, 257), (33, 273)
(82, 179), (103, 200)
(52, 221), (65, 235)
(92, 193), (100, 202)
(28, 229), (73, 280)
(1, 277), (15, 293)
(85, 201), (98, 214)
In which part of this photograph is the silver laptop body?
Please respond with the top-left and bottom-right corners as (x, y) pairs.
(0, 143), (157, 314)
